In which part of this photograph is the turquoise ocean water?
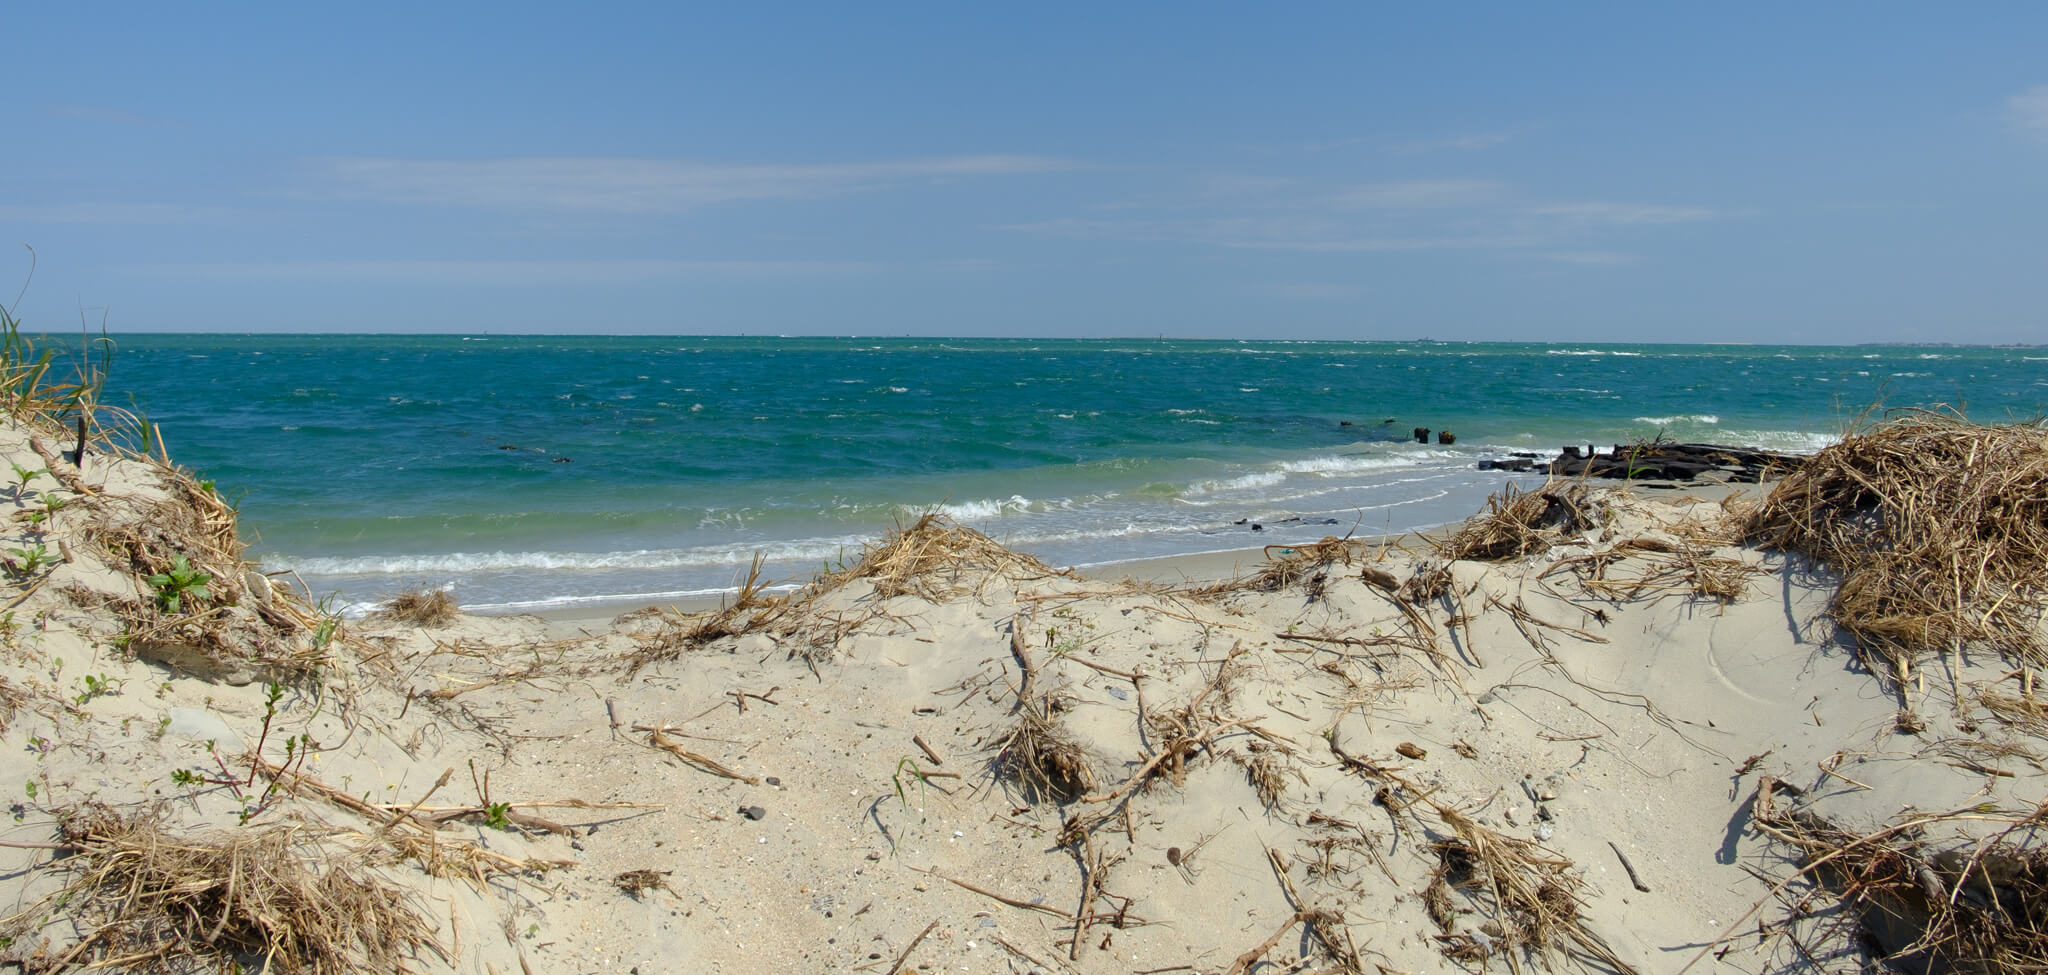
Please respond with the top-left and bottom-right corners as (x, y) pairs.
(95, 336), (2048, 614)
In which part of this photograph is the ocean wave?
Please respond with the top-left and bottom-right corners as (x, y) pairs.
(929, 495), (1036, 520)
(1275, 452), (1451, 474)
(280, 536), (871, 577)
(1632, 414), (1720, 425)
(1185, 471), (1287, 495)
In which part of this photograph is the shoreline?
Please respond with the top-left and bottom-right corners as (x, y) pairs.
(527, 477), (1755, 637)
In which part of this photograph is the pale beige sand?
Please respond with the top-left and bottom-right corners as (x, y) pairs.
(0, 423), (2037, 975)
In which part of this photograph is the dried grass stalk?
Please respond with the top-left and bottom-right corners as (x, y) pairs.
(1745, 409), (2048, 673)
(1425, 806), (1637, 973)
(1438, 481), (1597, 563)
(825, 512), (1063, 601)
(991, 704), (1096, 804)
(4, 808), (435, 975)
(1751, 778), (2048, 973)
(374, 587), (460, 627)
(628, 555), (786, 669)
(1194, 537), (1360, 598)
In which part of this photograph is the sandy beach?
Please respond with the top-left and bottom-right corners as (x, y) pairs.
(1, 410), (2042, 975)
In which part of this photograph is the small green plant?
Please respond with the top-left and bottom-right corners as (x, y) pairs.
(73, 673), (121, 705)
(9, 463), (43, 500)
(482, 801), (513, 831)
(41, 493), (66, 516)
(6, 544), (50, 575)
(889, 756), (935, 816)
(145, 555), (211, 613)
(23, 780), (35, 800)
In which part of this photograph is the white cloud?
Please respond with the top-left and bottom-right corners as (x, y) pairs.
(1525, 202), (1720, 225)
(1332, 180), (1506, 209)
(1001, 215), (1528, 252)
(1541, 251), (1639, 265)
(0, 202), (230, 224)
(1245, 282), (1367, 300)
(2009, 85), (2048, 137)
(305, 155), (1076, 212)
(1391, 129), (1519, 154)
(131, 259), (881, 284)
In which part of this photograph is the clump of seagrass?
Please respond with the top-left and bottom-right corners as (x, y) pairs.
(1749, 777), (2048, 974)
(1439, 481), (1598, 563)
(80, 466), (337, 682)
(1745, 409), (2048, 677)
(993, 701), (1096, 804)
(991, 611), (1096, 804)
(627, 555), (788, 670)
(2, 807), (433, 974)
(1423, 805), (1636, 973)
(373, 586), (461, 627)
(825, 512), (1065, 601)
(1195, 536), (1359, 598)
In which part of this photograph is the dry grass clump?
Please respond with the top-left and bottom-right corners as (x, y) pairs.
(3, 808), (434, 974)
(1424, 806), (1635, 973)
(1745, 410), (2048, 676)
(991, 704), (1097, 804)
(825, 512), (1064, 600)
(634, 516), (1065, 671)
(1750, 778), (2048, 973)
(627, 556), (790, 670)
(76, 461), (342, 683)
(1438, 481), (1597, 563)
(1194, 536), (1361, 599)
(375, 586), (461, 627)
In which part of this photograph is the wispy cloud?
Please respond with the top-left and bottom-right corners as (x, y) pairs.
(1332, 180), (1507, 209)
(0, 202), (231, 224)
(1524, 202), (1721, 225)
(1540, 251), (1639, 265)
(2008, 85), (2048, 138)
(1244, 282), (1367, 300)
(305, 155), (1077, 212)
(130, 259), (882, 284)
(1001, 216), (1529, 252)
(1391, 129), (1519, 154)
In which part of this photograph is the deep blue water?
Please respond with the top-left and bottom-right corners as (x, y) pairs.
(86, 335), (2048, 611)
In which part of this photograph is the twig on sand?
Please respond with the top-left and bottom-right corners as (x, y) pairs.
(913, 866), (1072, 919)
(1607, 840), (1651, 892)
(634, 724), (759, 784)
(1224, 910), (1312, 975)
(884, 919), (940, 975)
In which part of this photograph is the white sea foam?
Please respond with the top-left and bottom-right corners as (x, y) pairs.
(1185, 472), (1287, 495)
(933, 496), (1033, 520)
(1632, 414), (1720, 425)
(1275, 452), (1448, 475)
(281, 535), (871, 577)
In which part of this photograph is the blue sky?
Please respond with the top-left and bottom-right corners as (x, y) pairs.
(6, 4), (2045, 342)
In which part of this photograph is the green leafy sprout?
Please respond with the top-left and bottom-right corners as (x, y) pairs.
(145, 555), (211, 613)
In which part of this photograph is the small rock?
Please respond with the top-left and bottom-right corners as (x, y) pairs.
(1534, 823), (1555, 841)
(1395, 742), (1427, 760)
(765, 776), (781, 787)
(739, 805), (766, 821)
